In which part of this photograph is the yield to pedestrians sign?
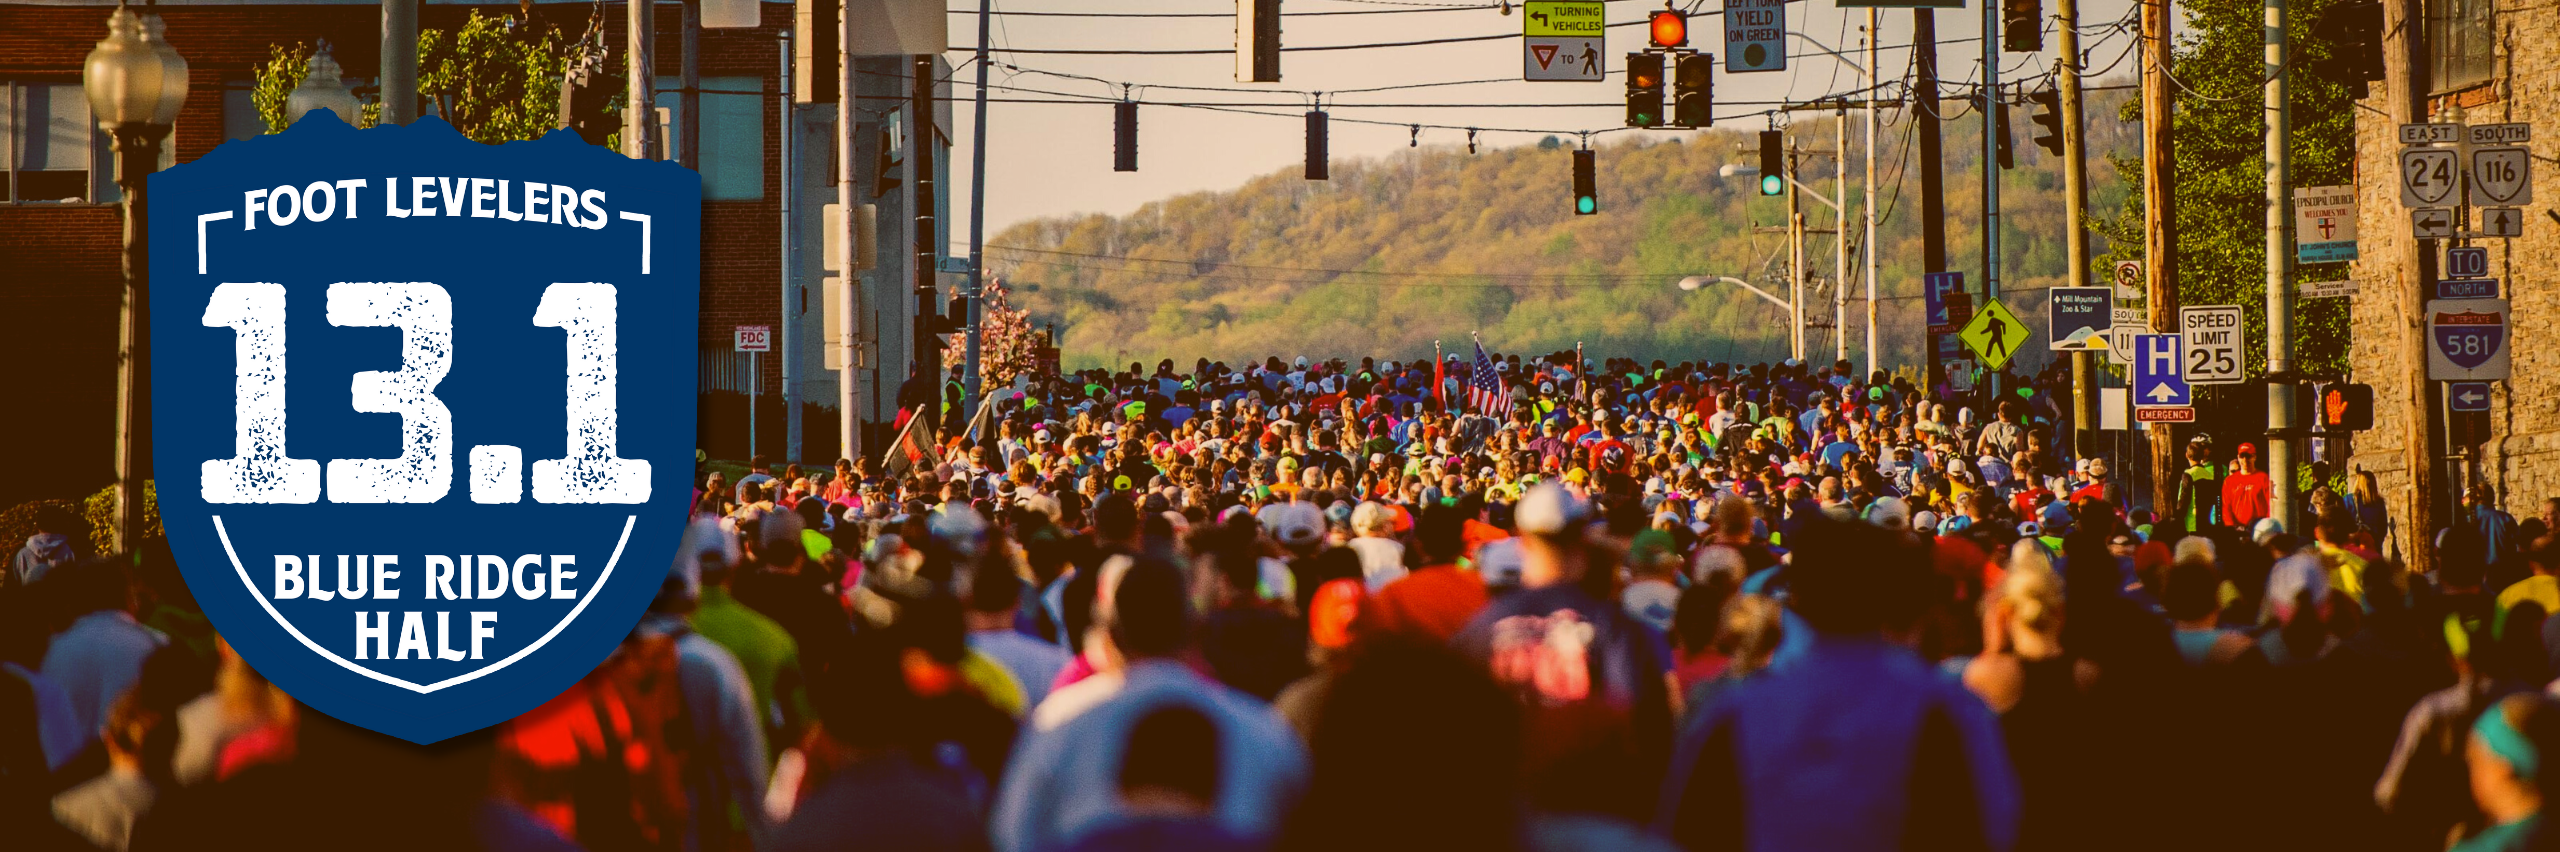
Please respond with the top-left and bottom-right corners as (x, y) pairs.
(2133, 334), (2190, 407)
(1959, 298), (2030, 371)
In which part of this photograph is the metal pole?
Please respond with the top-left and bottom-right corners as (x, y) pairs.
(2385, 0), (2437, 574)
(749, 351), (758, 459)
(781, 31), (800, 464)
(380, 0), (417, 125)
(1863, 10), (1879, 380)
(1789, 138), (1805, 363)
(837, 0), (861, 460)
(1982, 0), (2001, 397)
(679, 0), (699, 169)
(912, 56), (941, 428)
(965, 0), (991, 414)
(624, 0), (653, 159)
(111, 125), (164, 552)
(1834, 108), (1848, 366)
(2264, 0), (2299, 532)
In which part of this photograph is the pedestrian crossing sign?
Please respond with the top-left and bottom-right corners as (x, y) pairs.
(1958, 298), (2031, 371)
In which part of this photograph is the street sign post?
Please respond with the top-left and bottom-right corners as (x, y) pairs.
(733, 325), (772, 352)
(2448, 381), (2493, 413)
(2293, 185), (2358, 263)
(2133, 334), (2190, 408)
(2047, 287), (2112, 351)
(2469, 147), (2532, 206)
(2179, 305), (2245, 384)
(2426, 297), (2512, 380)
(1722, 0), (1786, 72)
(1523, 1), (1607, 82)
(2400, 148), (2460, 207)
(1959, 298), (2030, 371)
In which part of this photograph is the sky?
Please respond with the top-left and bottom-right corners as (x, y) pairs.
(941, 0), (2149, 236)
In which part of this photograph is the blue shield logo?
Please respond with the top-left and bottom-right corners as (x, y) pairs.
(2432, 310), (2505, 370)
(150, 114), (698, 744)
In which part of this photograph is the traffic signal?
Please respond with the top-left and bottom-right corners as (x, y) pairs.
(793, 0), (835, 103)
(2318, 383), (2375, 431)
(1237, 0), (1281, 82)
(1113, 101), (1138, 172)
(2313, 0), (2386, 98)
(1649, 10), (1689, 49)
(1672, 53), (1713, 128)
(1572, 148), (1597, 215)
(1626, 53), (1665, 128)
(2027, 88), (2063, 155)
(558, 53), (617, 146)
(1305, 110), (1329, 180)
(2003, 0), (2042, 52)
(1757, 130), (1783, 195)
(1995, 96), (2016, 170)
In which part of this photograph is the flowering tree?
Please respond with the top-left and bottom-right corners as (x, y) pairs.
(979, 276), (1041, 385)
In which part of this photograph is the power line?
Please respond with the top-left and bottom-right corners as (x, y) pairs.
(949, 5), (1491, 17)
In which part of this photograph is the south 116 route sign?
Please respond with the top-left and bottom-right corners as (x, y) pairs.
(1522, 0), (1606, 82)
(152, 113), (699, 744)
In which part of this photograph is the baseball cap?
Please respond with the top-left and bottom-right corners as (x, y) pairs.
(1267, 501), (1326, 548)
(2017, 521), (2043, 537)
(2251, 517), (2286, 546)
(2236, 442), (2258, 457)
(1515, 483), (1592, 536)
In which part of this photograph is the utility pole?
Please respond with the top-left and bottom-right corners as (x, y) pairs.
(680, 0), (700, 169)
(1916, 10), (1948, 392)
(1834, 108), (1848, 367)
(964, 0), (991, 417)
(836, 0), (862, 461)
(623, 0), (653, 159)
(780, 31), (801, 464)
(380, 0), (417, 125)
(912, 56), (942, 429)
(2386, 0), (2437, 573)
(2264, 0), (2299, 533)
(2142, 0), (2182, 516)
(1981, 0), (2002, 399)
(1863, 12), (1879, 380)
(2060, 0), (2096, 458)
(1789, 137), (1806, 364)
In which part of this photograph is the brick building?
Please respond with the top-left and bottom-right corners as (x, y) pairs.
(0, 0), (939, 507)
(2346, 0), (2554, 551)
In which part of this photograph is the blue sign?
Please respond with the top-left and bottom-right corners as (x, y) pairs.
(2447, 246), (2489, 278)
(1924, 271), (1964, 330)
(151, 114), (700, 744)
(2438, 277), (2499, 299)
(2449, 382), (2493, 412)
(2134, 334), (2190, 407)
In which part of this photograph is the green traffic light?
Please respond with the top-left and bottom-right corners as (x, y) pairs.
(1759, 174), (1783, 196)
(1576, 196), (1597, 214)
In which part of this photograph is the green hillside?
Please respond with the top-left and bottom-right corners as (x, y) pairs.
(990, 85), (2141, 372)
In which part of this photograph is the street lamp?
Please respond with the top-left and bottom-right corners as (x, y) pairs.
(85, 1), (188, 553)
(1676, 275), (1802, 363)
(286, 40), (360, 127)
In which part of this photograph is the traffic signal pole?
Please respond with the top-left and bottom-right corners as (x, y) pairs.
(964, 0), (991, 419)
(1864, 9), (1879, 381)
(2264, 0), (2300, 533)
(913, 56), (942, 430)
(1834, 109), (1849, 366)
(2384, 0), (2438, 572)
(1981, 0), (2002, 400)
(1789, 138), (1806, 363)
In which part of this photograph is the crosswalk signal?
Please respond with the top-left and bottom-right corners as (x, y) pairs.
(2003, 0), (2043, 51)
(1649, 10), (1689, 49)
(1113, 101), (1138, 172)
(1626, 53), (1665, 128)
(2318, 383), (2375, 431)
(2027, 88), (2063, 155)
(1572, 148), (1597, 215)
(1757, 130), (1783, 195)
(558, 53), (617, 146)
(1672, 53), (1713, 128)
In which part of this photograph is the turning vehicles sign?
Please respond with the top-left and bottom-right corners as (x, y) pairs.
(1523, 1), (1606, 82)
(152, 114), (698, 743)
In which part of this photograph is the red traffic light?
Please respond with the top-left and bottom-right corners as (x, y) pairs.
(1649, 10), (1688, 48)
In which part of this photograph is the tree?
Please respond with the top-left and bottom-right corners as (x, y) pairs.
(255, 11), (614, 145)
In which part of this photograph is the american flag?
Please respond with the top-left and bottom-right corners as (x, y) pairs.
(1468, 339), (1512, 417)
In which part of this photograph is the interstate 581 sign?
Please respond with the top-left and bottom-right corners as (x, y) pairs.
(151, 113), (698, 744)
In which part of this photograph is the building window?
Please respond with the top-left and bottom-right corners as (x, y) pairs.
(223, 79), (261, 142)
(5, 81), (92, 203)
(2425, 0), (2495, 94)
(656, 76), (766, 201)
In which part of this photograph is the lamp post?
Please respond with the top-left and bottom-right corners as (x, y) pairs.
(1678, 275), (1800, 362)
(286, 41), (360, 127)
(84, 1), (188, 553)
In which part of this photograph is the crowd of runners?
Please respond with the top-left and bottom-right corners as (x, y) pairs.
(5, 347), (2556, 852)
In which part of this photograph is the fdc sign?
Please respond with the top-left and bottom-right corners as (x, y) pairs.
(151, 114), (699, 744)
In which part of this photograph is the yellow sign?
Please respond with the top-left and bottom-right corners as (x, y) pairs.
(1959, 298), (2031, 371)
(1522, 0), (1607, 37)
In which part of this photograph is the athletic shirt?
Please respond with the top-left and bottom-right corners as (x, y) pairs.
(2173, 628), (2239, 666)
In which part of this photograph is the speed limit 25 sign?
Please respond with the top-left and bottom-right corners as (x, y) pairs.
(150, 113), (699, 744)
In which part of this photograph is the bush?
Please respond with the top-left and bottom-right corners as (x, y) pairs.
(0, 499), (86, 554)
(81, 481), (159, 555)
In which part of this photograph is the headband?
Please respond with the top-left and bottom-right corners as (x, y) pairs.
(2476, 703), (2540, 780)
